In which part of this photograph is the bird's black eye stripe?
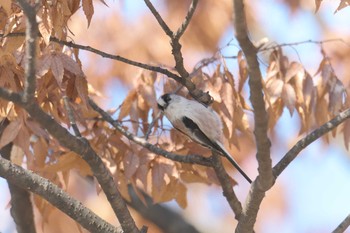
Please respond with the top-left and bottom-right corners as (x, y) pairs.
(162, 93), (171, 103)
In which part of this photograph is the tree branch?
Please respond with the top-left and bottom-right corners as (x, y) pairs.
(273, 108), (350, 177)
(333, 213), (350, 233)
(143, 0), (212, 103)
(25, 102), (140, 233)
(49, 37), (183, 83)
(88, 99), (212, 166)
(211, 152), (242, 220)
(16, 0), (38, 103)
(127, 185), (201, 233)
(233, 0), (274, 231)
(143, 0), (173, 37)
(0, 119), (36, 233)
(0, 156), (119, 233)
(174, 0), (198, 39)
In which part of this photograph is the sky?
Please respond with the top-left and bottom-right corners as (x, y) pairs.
(1, 1), (350, 233)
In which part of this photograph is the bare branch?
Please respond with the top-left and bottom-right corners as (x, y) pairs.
(211, 152), (242, 220)
(49, 37), (183, 83)
(16, 0), (38, 103)
(273, 108), (350, 177)
(0, 88), (23, 104)
(174, 0), (198, 39)
(0, 156), (119, 233)
(0, 119), (36, 233)
(88, 99), (212, 166)
(260, 38), (350, 52)
(233, 0), (273, 188)
(143, 0), (173, 37)
(233, 0), (274, 231)
(333, 213), (350, 233)
(127, 185), (201, 233)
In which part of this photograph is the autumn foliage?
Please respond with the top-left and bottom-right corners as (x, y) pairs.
(1, 0), (350, 233)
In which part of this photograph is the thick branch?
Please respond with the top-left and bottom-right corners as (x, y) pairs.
(127, 185), (200, 233)
(16, 0), (38, 102)
(24, 102), (139, 233)
(234, 0), (273, 188)
(211, 152), (242, 220)
(233, 0), (273, 232)
(0, 88), (139, 233)
(273, 108), (350, 177)
(0, 157), (118, 233)
(88, 99), (211, 166)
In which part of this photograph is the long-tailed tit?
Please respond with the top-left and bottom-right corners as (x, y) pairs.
(157, 93), (252, 183)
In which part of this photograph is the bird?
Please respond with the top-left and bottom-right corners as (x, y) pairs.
(157, 93), (252, 184)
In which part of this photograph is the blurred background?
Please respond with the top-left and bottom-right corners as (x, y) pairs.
(1, 0), (350, 232)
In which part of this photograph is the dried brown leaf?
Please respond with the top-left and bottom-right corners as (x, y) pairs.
(238, 50), (248, 93)
(10, 145), (24, 166)
(82, 0), (94, 27)
(282, 83), (296, 116)
(0, 119), (21, 149)
(266, 78), (284, 104)
(123, 152), (140, 179)
(335, 0), (350, 13)
(50, 54), (64, 84)
(175, 182), (187, 208)
(38, 22), (51, 46)
(118, 90), (137, 120)
(315, 0), (322, 12)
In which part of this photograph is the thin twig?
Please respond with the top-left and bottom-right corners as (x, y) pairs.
(211, 152), (242, 220)
(88, 98), (212, 166)
(143, 0), (173, 37)
(273, 108), (350, 177)
(0, 156), (119, 233)
(260, 38), (350, 52)
(49, 37), (183, 83)
(333, 213), (350, 233)
(174, 0), (198, 39)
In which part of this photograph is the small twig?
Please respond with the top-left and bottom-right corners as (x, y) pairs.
(145, 111), (161, 141)
(88, 98), (212, 166)
(273, 108), (350, 177)
(0, 156), (119, 233)
(260, 38), (350, 52)
(63, 96), (81, 137)
(174, 0), (198, 39)
(49, 37), (183, 83)
(211, 152), (242, 220)
(333, 213), (350, 233)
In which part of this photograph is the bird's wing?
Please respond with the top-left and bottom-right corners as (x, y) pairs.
(180, 116), (220, 150)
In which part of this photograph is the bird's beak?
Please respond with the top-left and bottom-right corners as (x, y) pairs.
(157, 103), (165, 111)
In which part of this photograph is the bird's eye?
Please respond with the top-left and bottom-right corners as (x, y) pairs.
(162, 94), (171, 103)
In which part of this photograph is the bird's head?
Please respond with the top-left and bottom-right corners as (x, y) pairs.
(157, 93), (173, 111)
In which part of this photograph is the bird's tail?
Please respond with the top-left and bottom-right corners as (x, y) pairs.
(215, 142), (252, 184)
